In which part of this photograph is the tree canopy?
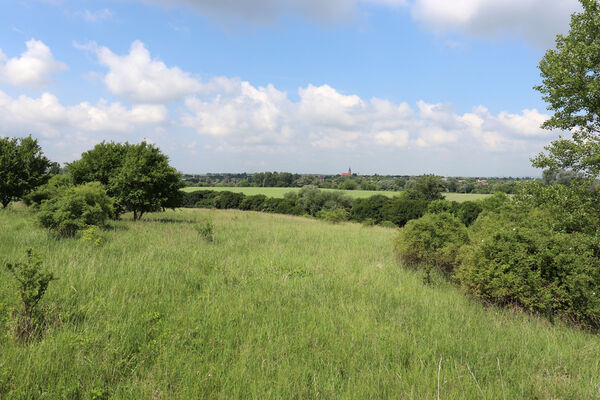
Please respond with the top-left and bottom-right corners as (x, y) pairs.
(68, 141), (183, 220)
(0, 136), (55, 208)
(532, 0), (600, 176)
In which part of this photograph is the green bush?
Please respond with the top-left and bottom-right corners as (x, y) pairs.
(382, 198), (428, 227)
(5, 249), (56, 341)
(194, 219), (214, 242)
(457, 207), (600, 329)
(182, 190), (218, 208)
(379, 220), (397, 229)
(213, 191), (246, 209)
(427, 199), (459, 215)
(316, 208), (348, 223)
(239, 194), (267, 211)
(457, 201), (483, 226)
(37, 182), (113, 237)
(394, 212), (468, 275)
(24, 174), (73, 208)
(262, 198), (303, 215)
(350, 195), (391, 223)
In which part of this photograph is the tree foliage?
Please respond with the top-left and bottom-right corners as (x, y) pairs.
(410, 175), (446, 201)
(533, 0), (600, 176)
(68, 141), (183, 220)
(0, 136), (55, 208)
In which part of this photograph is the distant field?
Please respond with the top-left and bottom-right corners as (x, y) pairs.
(1, 208), (598, 398)
(183, 186), (493, 202)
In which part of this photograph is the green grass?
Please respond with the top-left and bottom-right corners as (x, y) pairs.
(1, 207), (599, 399)
(183, 186), (493, 202)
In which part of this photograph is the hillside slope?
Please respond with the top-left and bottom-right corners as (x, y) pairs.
(0, 208), (598, 399)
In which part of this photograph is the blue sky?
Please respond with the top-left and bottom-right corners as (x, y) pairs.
(0, 0), (582, 176)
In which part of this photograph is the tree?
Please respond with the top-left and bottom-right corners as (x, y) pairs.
(108, 142), (184, 220)
(68, 141), (183, 220)
(411, 175), (446, 201)
(68, 141), (128, 186)
(0, 136), (55, 208)
(532, 0), (600, 177)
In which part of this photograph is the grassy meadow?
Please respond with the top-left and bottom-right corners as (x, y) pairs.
(1, 206), (599, 399)
(183, 186), (492, 202)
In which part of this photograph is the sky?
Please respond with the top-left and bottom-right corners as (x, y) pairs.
(0, 0), (582, 176)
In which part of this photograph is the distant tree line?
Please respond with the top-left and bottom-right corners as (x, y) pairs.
(182, 172), (528, 194)
(180, 177), (505, 229)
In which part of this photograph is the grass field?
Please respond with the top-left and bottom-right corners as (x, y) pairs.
(1, 207), (599, 399)
(183, 186), (493, 202)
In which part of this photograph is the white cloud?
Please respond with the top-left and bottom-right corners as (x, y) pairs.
(0, 39), (67, 88)
(411, 0), (581, 46)
(79, 9), (114, 22)
(85, 40), (203, 103)
(182, 80), (292, 147)
(138, 0), (579, 46)
(0, 90), (168, 139)
(180, 79), (553, 154)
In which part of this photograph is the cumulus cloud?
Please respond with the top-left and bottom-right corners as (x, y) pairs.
(0, 39), (67, 88)
(411, 0), (581, 46)
(179, 78), (553, 153)
(0, 90), (167, 139)
(82, 40), (203, 103)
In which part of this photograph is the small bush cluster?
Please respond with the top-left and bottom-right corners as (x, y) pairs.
(395, 212), (468, 275)
(316, 208), (349, 223)
(37, 182), (113, 238)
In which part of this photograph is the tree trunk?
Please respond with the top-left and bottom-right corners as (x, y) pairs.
(133, 210), (138, 221)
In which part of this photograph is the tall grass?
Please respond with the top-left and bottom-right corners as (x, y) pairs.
(0, 207), (598, 399)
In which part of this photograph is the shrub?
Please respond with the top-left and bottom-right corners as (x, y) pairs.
(379, 220), (397, 229)
(316, 208), (348, 223)
(24, 174), (73, 208)
(262, 198), (303, 215)
(239, 194), (267, 211)
(478, 192), (509, 212)
(457, 201), (483, 226)
(362, 218), (376, 227)
(394, 212), (468, 275)
(350, 195), (391, 223)
(5, 249), (56, 341)
(213, 191), (246, 209)
(296, 186), (352, 216)
(427, 199), (459, 215)
(80, 225), (104, 246)
(37, 182), (113, 237)
(457, 207), (600, 329)
(382, 198), (428, 227)
(194, 219), (214, 242)
(182, 190), (218, 208)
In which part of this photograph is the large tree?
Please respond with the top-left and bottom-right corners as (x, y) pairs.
(68, 141), (183, 220)
(0, 136), (55, 208)
(532, 0), (600, 176)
